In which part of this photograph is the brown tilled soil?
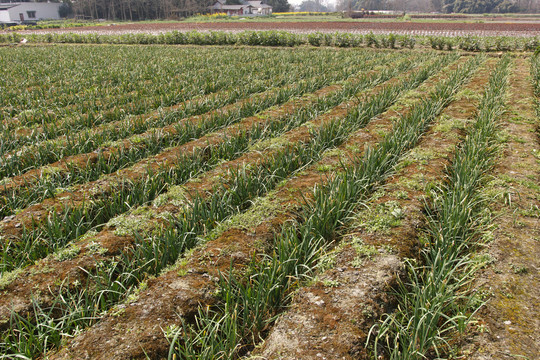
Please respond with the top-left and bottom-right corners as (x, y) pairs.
(15, 21), (540, 37)
(460, 58), (540, 359)
(48, 57), (466, 360)
(255, 58), (496, 360)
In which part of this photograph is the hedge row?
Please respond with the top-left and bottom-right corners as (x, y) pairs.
(1, 30), (539, 51)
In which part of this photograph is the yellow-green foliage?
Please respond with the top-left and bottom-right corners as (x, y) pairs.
(354, 200), (405, 234)
(206, 192), (284, 242)
(0, 268), (23, 290)
(153, 185), (189, 208)
(54, 244), (81, 262)
(107, 207), (161, 237)
(350, 236), (379, 268)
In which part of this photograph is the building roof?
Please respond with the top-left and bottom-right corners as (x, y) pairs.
(0, 2), (61, 9)
(210, 1), (271, 11)
(0, 4), (18, 10)
(214, 4), (254, 10)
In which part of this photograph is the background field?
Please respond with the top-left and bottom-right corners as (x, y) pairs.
(8, 18), (540, 37)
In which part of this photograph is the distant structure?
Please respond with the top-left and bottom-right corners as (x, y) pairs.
(0, 2), (61, 24)
(209, 0), (272, 16)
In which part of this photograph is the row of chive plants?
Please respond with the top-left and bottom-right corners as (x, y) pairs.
(0, 47), (369, 153)
(370, 56), (510, 360)
(0, 52), (428, 274)
(532, 53), (540, 99)
(0, 46), (294, 120)
(0, 46), (264, 121)
(1, 31), (539, 52)
(0, 48), (385, 176)
(0, 54), (451, 359)
(0, 46), (362, 153)
(0, 50), (405, 220)
(164, 56), (482, 359)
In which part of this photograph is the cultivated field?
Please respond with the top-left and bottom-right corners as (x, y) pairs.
(0, 45), (538, 359)
(14, 20), (540, 37)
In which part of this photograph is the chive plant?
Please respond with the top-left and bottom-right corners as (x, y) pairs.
(166, 56), (482, 359)
(370, 56), (510, 360)
(532, 53), (540, 98)
(0, 61), (366, 179)
(1, 46), (358, 125)
(0, 48), (378, 155)
(0, 55), (428, 273)
(162, 56), (481, 359)
(533, 54), (540, 119)
(0, 54), (452, 359)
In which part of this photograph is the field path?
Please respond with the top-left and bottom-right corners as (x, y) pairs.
(462, 57), (540, 359)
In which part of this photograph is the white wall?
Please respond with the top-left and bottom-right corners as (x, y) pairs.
(2, 2), (61, 23)
(0, 10), (11, 23)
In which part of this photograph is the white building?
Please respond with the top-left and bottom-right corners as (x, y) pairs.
(209, 0), (272, 16)
(0, 2), (62, 24)
(246, 1), (272, 15)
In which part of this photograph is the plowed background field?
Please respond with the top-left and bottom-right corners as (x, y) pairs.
(0, 45), (538, 359)
(18, 20), (540, 37)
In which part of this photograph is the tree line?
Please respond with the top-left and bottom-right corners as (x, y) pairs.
(13, 0), (540, 20)
(335, 0), (539, 13)
(19, 0), (291, 20)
